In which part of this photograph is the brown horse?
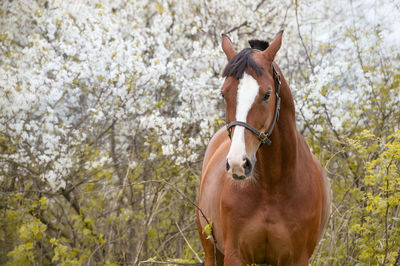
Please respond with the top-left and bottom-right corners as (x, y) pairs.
(196, 31), (331, 266)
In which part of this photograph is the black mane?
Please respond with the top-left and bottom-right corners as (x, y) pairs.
(222, 48), (263, 79)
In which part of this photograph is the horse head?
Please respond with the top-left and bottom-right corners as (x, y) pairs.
(221, 31), (283, 180)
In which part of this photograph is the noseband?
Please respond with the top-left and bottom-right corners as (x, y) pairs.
(226, 64), (281, 146)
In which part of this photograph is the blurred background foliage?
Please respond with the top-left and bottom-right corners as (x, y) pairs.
(0, 0), (399, 265)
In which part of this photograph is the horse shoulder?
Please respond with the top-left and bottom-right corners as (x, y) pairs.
(201, 127), (229, 175)
(198, 127), (230, 252)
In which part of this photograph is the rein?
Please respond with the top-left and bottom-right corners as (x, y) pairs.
(226, 64), (281, 146)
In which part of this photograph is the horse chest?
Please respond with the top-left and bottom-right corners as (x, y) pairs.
(239, 214), (294, 264)
(220, 185), (310, 263)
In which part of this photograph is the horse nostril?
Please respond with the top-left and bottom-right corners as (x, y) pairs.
(226, 160), (230, 171)
(243, 157), (252, 176)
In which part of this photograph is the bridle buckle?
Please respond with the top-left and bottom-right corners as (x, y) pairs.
(259, 132), (271, 146)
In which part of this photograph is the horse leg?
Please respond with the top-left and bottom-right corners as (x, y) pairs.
(200, 239), (224, 266)
(200, 239), (220, 266)
(223, 255), (242, 266)
(277, 253), (309, 266)
(216, 247), (224, 265)
(223, 247), (243, 266)
(292, 253), (310, 266)
(196, 212), (221, 265)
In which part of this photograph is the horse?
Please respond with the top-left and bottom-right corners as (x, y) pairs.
(196, 31), (331, 266)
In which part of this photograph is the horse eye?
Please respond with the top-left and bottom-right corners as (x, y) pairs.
(221, 92), (225, 99)
(263, 91), (272, 102)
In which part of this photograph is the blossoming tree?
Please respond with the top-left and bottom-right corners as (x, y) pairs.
(0, 0), (399, 264)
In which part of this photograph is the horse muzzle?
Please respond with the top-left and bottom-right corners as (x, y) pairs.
(226, 155), (253, 180)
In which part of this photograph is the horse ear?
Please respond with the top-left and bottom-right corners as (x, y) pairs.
(263, 30), (284, 61)
(221, 34), (237, 61)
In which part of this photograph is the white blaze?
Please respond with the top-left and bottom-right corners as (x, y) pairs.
(227, 73), (259, 160)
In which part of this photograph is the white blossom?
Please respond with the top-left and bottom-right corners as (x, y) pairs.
(0, 0), (398, 192)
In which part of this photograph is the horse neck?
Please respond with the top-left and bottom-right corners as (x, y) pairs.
(255, 75), (298, 188)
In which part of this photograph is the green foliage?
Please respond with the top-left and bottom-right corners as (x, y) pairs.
(355, 131), (400, 264)
(203, 222), (213, 240)
(309, 62), (400, 264)
(1, 128), (203, 264)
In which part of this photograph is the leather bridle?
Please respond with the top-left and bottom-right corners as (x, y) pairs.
(226, 64), (281, 146)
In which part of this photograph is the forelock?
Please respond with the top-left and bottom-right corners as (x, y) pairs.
(222, 48), (263, 79)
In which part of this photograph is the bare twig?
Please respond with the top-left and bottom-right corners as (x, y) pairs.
(225, 21), (248, 35)
(133, 179), (218, 264)
(175, 222), (202, 262)
(295, 0), (314, 74)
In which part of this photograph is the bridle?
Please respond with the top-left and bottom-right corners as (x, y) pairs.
(226, 64), (281, 146)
